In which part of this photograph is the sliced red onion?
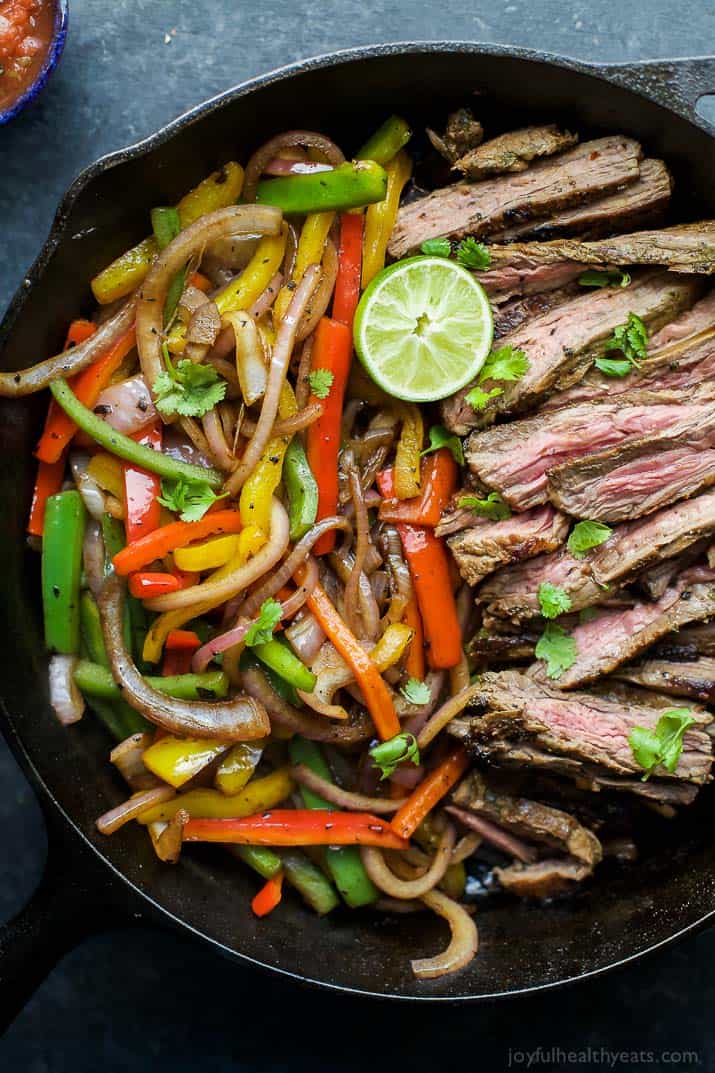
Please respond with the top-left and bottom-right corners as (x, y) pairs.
(49, 655), (85, 725)
(96, 785), (176, 835)
(412, 889), (479, 980)
(291, 763), (406, 813)
(95, 374), (157, 436)
(284, 611), (325, 664)
(444, 805), (537, 863)
(247, 271), (284, 319)
(70, 452), (106, 522)
(110, 732), (158, 790)
(264, 158), (333, 176)
(83, 520), (106, 597)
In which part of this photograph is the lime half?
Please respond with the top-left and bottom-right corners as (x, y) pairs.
(353, 256), (493, 402)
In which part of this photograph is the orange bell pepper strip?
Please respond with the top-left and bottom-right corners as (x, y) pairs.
(402, 594), (425, 681)
(306, 581), (400, 741)
(376, 468), (462, 670)
(251, 871), (284, 917)
(35, 324), (136, 464)
(391, 747), (469, 840)
(305, 317), (352, 556)
(124, 423), (162, 543)
(128, 572), (182, 599)
(378, 449), (457, 527)
(183, 810), (409, 849)
(332, 213), (363, 326)
(166, 629), (201, 651)
(112, 510), (242, 576)
(27, 457), (66, 537)
(189, 271), (212, 293)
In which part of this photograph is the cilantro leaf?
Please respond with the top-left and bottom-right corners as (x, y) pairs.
(420, 238), (451, 258)
(400, 677), (431, 706)
(538, 582), (572, 620)
(244, 598), (283, 648)
(369, 731), (421, 780)
(465, 384), (503, 411)
(457, 491), (511, 521)
(594, 356), (633, 378)
(421, 424), (464, 466)
(567, 520), (613, 559)
(153, 350), (227, 418)
(579, 269), (631, 289)
(628, 708), (697, 780)
(157, 477), (228, 523)
(308, 368), (334, 400)
(535, 622), (577, 679)
(598, 312), (649, 378)
(480, 345), (529, 383)
(456, 237), (491, 270)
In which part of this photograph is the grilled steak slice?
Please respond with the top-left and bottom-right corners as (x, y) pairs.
(447, 505), (569, 587)
(388, 136), (642, 258)
(636, 540), (710, 599)
(479, 547), (596, 621)
(548, 401), (715, 521)
(464, 394), (705, 510)
(493, 158), (672, 242)
(452, 770), (602, 865)
(492, 283), (581, 338)
(650, 622), (715, 661)
(649, 289), (715, 347)
(426, 108), (484, 163)
(448, 669), (714, 784)
(453, 125), (578, 180)
(530, 574), (715, 688)
(615, 656), (715, 703)
(494, 858), (593, 898)
(477, 259), (589, 303)
(442, 271), (699, 435)
(468, 627), (539, 664)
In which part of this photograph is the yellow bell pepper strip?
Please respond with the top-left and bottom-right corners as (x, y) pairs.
(256, 161), (388, 215)
(361, 149), (412, 289)
(173, 533), (241, 573)
(183, 809), (409, 849)
(214, 227), (288, 318)
(91, 162), (245, 304)
(393, 403), (424, 500)
(87, 452), (125, 503)
(273, 212), (335, 322)
(142, 736), (230, 789)
(215, 741), (265, 795)
(306, 582), (400, 741)
(357, 115), (412, 166)
(239, 381), (297, 534)
(42, 491), (86, 654)
(137, 767), (294, 823)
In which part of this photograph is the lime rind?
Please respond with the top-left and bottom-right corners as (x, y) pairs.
(353, 255), (493, 402)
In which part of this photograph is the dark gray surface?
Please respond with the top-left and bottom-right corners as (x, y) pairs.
(1, 1), (714, 1068)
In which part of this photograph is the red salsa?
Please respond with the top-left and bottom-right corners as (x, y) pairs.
(0, 0), (56, 112)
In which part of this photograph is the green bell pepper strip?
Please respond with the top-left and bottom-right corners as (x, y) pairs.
(357, 115), (412, 165)
(230, 845), (338, 915)
(49, 379), (223, 489)
(151, 206), (185, 324)
(42, 491), (86, 654)
(283, 438), (319, 542)
(79, 595), (149, 735)
(73, 660), (229, 701)
(256, 160), (387, 214)
(252, 636), (316, 693)
(288, 737), (378, 908)
(80, 591), (110, 667)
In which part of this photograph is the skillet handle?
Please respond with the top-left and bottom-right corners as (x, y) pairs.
(600, 55), (715, 129)
(0, 800), (129, 1033)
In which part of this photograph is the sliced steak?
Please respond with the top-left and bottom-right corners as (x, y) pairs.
(446, 505), (569, 587)
(649, 289), (715, 347)
(464, 394), (705, 510)
(530, 574), (715, 688)
(650, 622), (715, 661)
(426, 108), (484, 164)
(388, 136), (642, 258)
(452, 770), (602, 865)
(614, 656), (715, 704)
(441, 272), (698, 435)
(468, 627), (539, 664)
(492, 282), (581, 338)
(448, 669), (714, 785)
(636, 540), (710, 600)
(493, 158), (672, 242)
(453, 125), (578, 180)
(479, 547), (596, 621)
(547, 401), (715, 521)
(494, 858), (593, 898)
(477, 258), (589, 303)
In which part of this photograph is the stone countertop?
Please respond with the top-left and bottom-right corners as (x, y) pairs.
(2, 2), (714, 1068)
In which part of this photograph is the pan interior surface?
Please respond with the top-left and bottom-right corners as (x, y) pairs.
(1, 45), (714, 1000)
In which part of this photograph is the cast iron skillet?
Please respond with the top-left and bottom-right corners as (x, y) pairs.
(1, 42), (715, 1025)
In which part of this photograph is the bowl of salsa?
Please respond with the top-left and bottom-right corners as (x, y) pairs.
(0, 0), (68, 125)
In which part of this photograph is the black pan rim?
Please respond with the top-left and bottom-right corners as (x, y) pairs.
(2, 38), (714, 1002)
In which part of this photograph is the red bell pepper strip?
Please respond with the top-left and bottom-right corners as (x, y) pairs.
(128, 572), (182, 599)
(27, 457), (66, 537)
(251, 871), (284, 917)
(35, 325), (136, 464)
(306, 580), (400, 740)
(391, 747), (469, 840)
(183, 810), (409, 849)
(112, 510), (242, 576)
(166, 629), (201, 651)
(162, 628), (201, 676)
(378, 449), (457, 527)
(124, 423), (162, 543)
(402, 593), (425, 681)
(376, 469), (461, 670)
(305, 317), (352, 556)
(332, 213), (363, 326)
(189, 271), (212, 293)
